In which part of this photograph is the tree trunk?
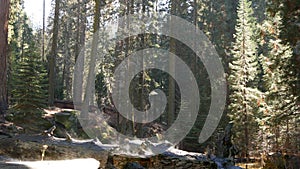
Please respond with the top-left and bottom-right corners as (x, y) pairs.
(81, 0), (100, 119)
(118, 0), (134, 136)
(62, 20), (72, 100)
(73, 0), (87, 104)
(42, 0), (45, 60)
(167, 0), (177, 127)
(0, 0), (10, 119)
(48, 0), (60, 106)
(135, 0), (146, 138)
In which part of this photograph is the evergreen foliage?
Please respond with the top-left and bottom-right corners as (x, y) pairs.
(9, 8), (48, 113)
(259, 11), (299, 152)
(228, 0), (261, 157)
(2, 0), (299, 158)
(11, 55), (48, 112)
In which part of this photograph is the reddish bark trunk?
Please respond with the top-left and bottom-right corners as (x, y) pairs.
(0, 0), (10, 118)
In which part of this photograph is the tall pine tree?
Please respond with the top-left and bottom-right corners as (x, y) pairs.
(228, 0), (261, 159)
(260, 11), (299, 152)
(10, 13), (48, 114)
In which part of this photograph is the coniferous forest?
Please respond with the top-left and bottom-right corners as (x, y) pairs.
(0, 0), (299, 169)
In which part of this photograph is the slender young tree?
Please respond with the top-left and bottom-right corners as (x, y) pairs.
(260, 11), (299, 152)
(8, 6), (48, 113)
(228, 0), (260, 159)
(0, 0), (10, 119)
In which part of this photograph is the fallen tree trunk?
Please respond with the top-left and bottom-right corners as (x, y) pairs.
(0, 134), (110, 168)
(0, 134), (219, 169)
(0, 158), (100, 169)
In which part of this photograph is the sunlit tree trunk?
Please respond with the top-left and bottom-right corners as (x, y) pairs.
(82, 0), (101, 120)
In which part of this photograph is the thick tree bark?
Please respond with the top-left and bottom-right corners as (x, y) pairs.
(0, 0), (10, 118)
(48, 0), (60, 106)
(167, 0), (177, 127)
(135, 0), (146, 138)
(73, 0), (86, 103)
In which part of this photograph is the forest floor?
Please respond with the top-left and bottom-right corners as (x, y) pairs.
(1, 105), (299, 169)
(236, 162), (262, 169)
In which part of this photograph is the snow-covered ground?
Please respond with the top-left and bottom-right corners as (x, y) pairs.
(2, 158), (100, 169)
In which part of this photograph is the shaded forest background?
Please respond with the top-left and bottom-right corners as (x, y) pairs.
(0, 0), (299, 164)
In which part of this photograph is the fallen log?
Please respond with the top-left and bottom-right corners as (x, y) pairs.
(0, 134), (112, 168)
(0, 134), (220, 169)
(1, 158), (100, 169)
(54, 100), (74, 109)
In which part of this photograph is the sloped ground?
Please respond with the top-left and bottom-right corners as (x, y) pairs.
(0, 132), (219, 169)
(0, 107), (241, 169)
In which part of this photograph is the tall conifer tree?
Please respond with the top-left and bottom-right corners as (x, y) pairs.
(228, 0), (260, 159)
(260, 11), (299, 151)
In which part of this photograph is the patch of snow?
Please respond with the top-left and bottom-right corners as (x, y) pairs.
(7, 158), (100, 169)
